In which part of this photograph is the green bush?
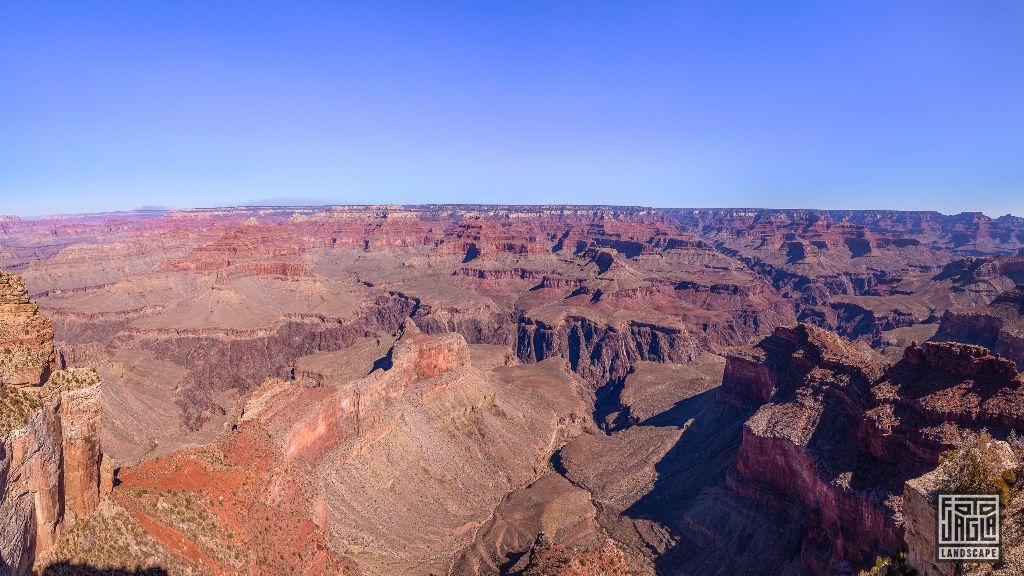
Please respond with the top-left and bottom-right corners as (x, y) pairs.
(939, 430), (1016, 507)
(858, 550), (916, 576)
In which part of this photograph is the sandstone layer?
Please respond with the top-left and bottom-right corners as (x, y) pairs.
(0, 271), (55, 387)
(935, 282), (1024, 368)
(719, 325), (1024, 574)
(0, 272), (104, 576)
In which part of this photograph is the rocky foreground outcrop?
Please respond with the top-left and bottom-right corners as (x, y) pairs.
(724, 325), (899, 573)
(0, 272), (105, 576)
(900, 436), (1020, 576)
(723, 324), (1024, 574)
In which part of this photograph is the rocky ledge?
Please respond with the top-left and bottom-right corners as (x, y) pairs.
(723, 324), (1024, 574)
(0, 271), (106, 576)
(0, 271), (56, 387)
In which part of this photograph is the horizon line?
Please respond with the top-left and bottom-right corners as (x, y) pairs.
(4, 204), (1021, 221)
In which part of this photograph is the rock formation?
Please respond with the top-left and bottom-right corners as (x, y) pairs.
(901, 438), (1019, 576)
(935, 284), (1024, 368)
(516, 535), (633, 576)
(0, 272), (104, 576)
(720, 325), (1024, 574)
(0, 271), (55, 387)
(85, 324), (590, 575)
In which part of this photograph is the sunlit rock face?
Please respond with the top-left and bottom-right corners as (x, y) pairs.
(0, 271), (55, 388)
(1, 271), (103, 576)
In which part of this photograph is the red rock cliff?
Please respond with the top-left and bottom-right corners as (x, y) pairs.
(0, 271), (55, 387)
(0, 272), (104, 576)
(725, 324), (1024, 574)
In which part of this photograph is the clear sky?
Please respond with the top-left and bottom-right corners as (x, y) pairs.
(1, 1), (1022, 217)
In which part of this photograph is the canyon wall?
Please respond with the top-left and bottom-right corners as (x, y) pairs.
(935, 284), (1024, 368)
(0, 271), (55, 387)
(722, 324), (1024, 574)
(0, 272), (104, 576)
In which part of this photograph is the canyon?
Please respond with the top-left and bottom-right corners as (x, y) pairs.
(1, 205), (1024, 575)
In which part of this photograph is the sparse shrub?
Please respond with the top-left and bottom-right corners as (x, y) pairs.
(1007, 429), (1024, 464)
(939, 430), (1017, 507)
(858, 550), (916, 576)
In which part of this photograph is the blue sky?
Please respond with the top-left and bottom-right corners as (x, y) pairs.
(1, 1), (1022, 217)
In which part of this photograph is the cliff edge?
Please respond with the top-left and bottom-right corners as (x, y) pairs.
(0, 271), (105, 576)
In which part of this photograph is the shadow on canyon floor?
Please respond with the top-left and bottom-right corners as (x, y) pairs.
(38, 563), (168, 576)
(626, 387), (750, 517)
(622, 388), (804, 575)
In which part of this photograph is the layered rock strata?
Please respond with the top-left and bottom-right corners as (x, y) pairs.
(1, 272), (104, 576)
(0, 271), (55, 387)
(101, 324), (591, 575)
(723, 324), (1024, 574)
(935, 285), (1024, 368)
